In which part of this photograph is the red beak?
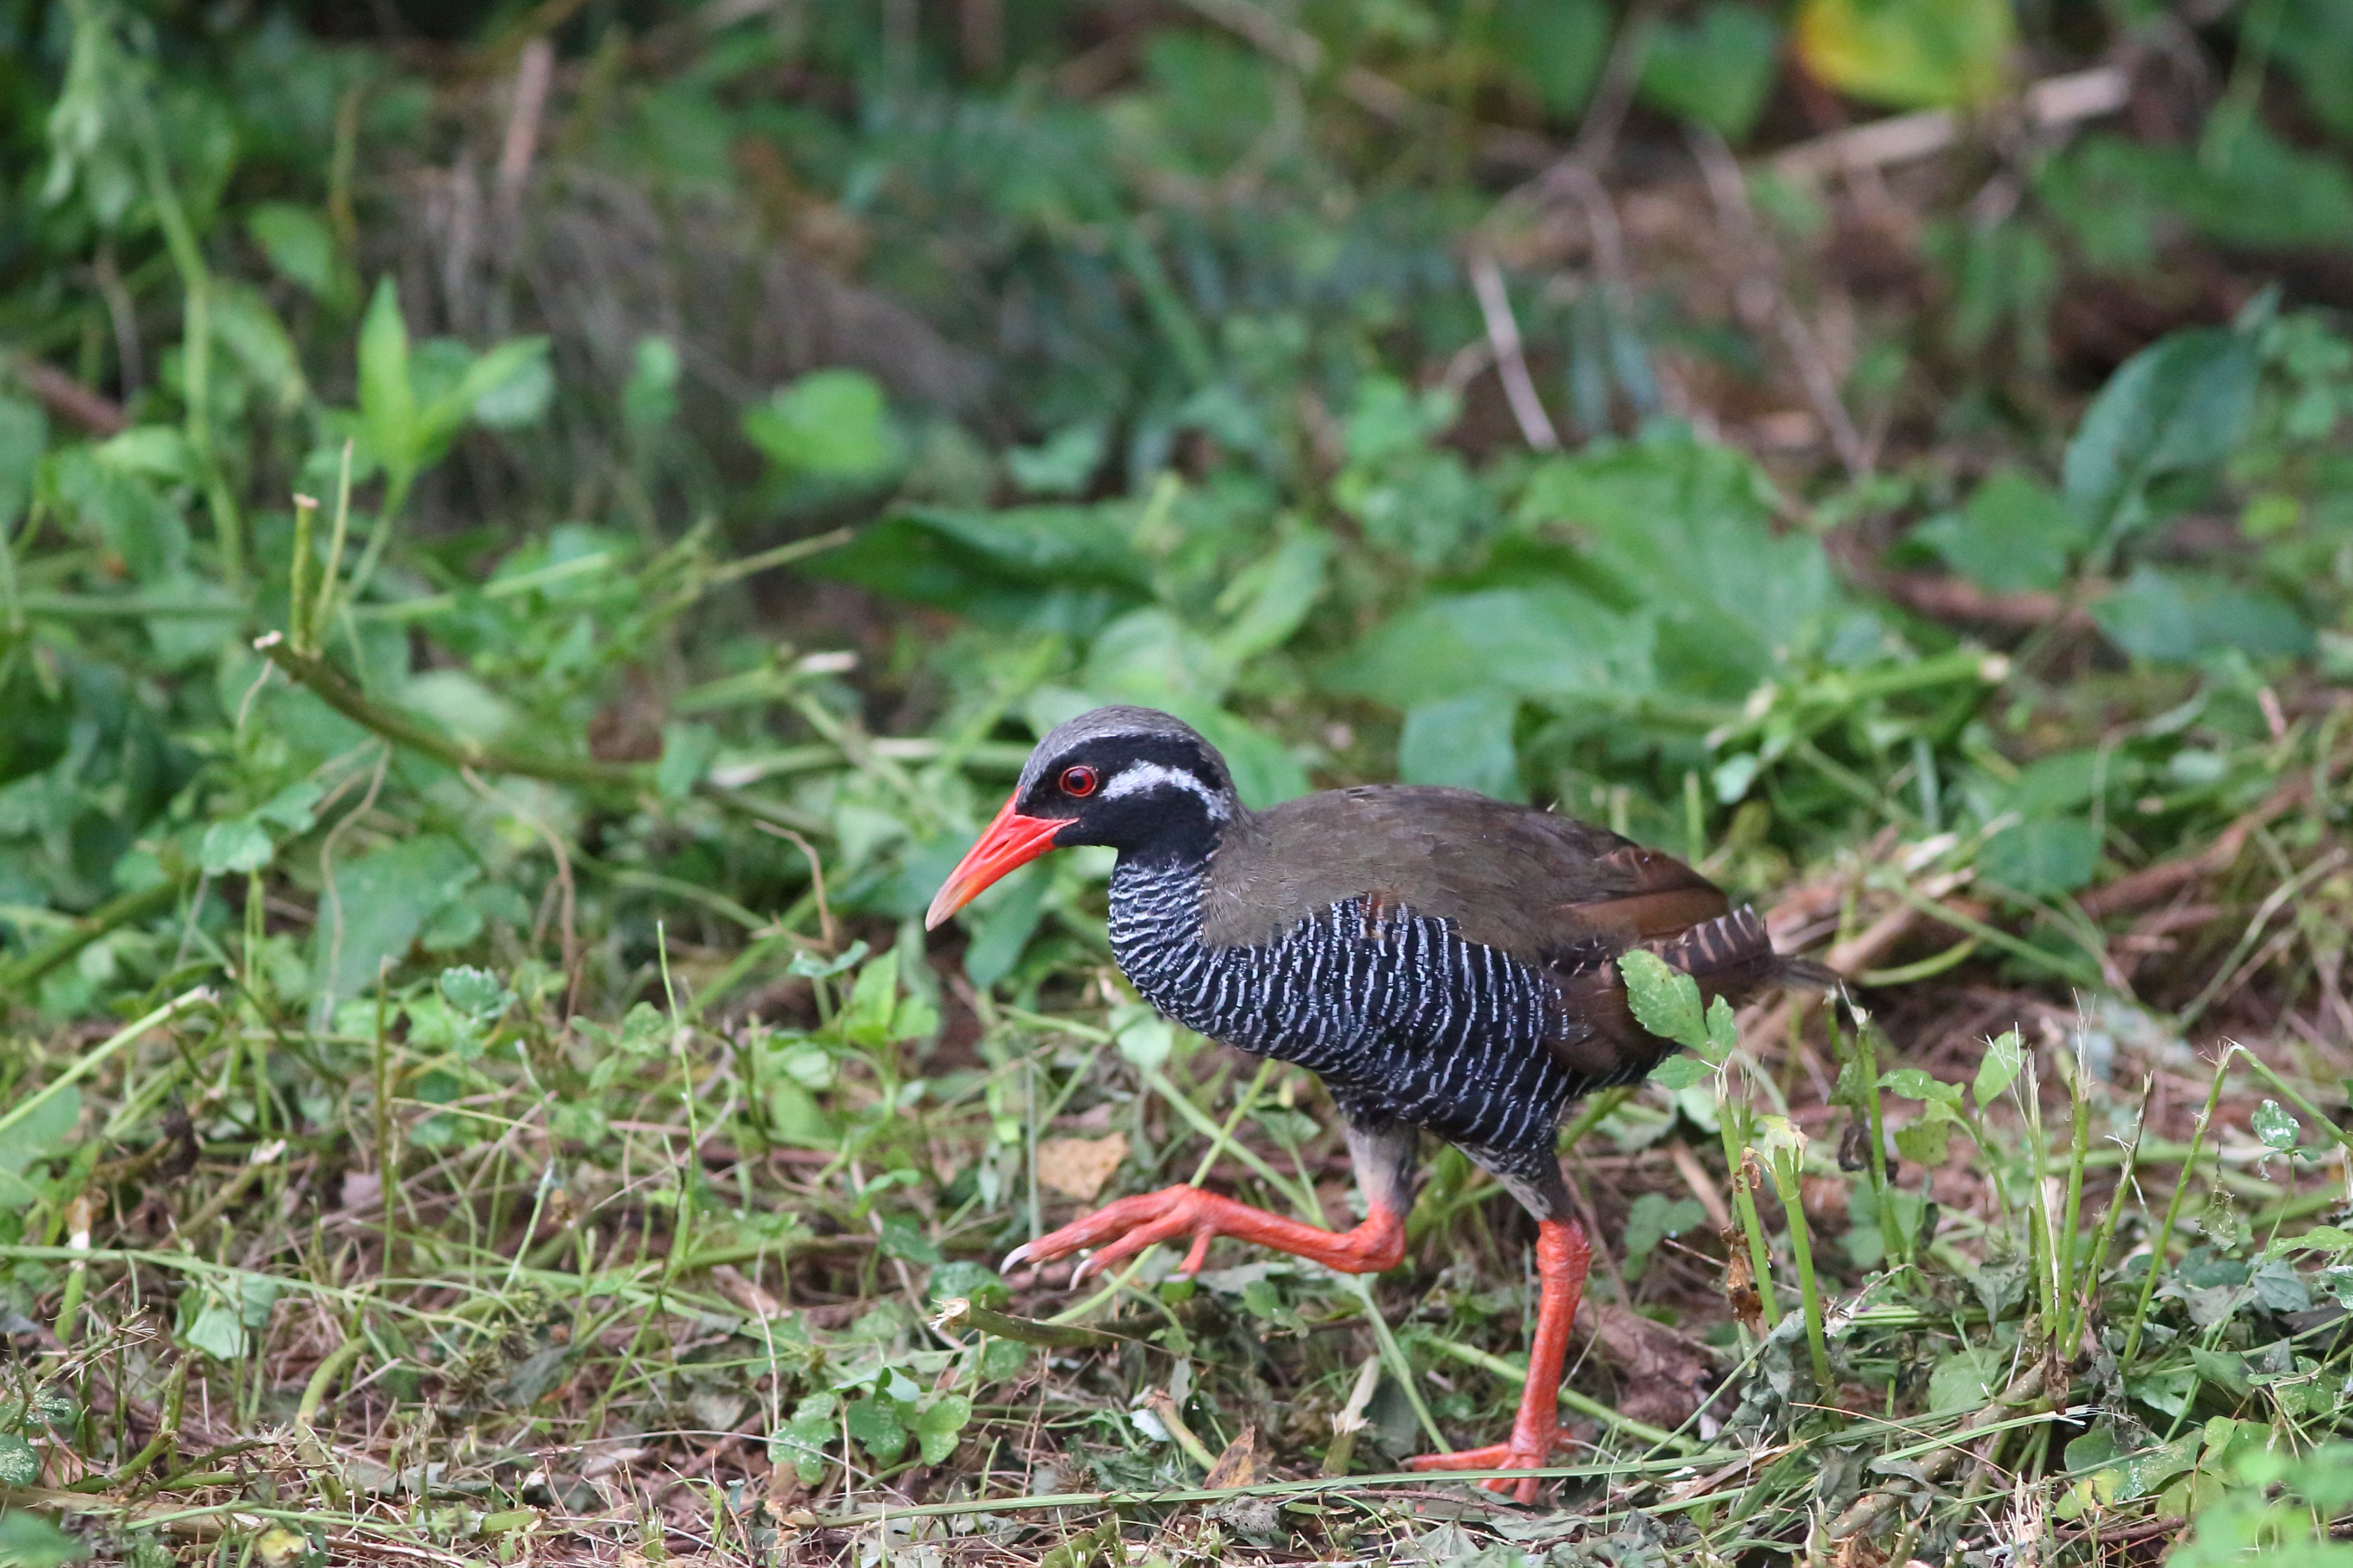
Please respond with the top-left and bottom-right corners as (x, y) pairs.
(924, 793), (1066, 930)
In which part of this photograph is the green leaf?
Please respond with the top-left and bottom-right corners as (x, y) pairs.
(1973, 1030), (2024, 1106)
(843, 1392), (908, 1464)
(806, 505), (1150, 637)
(774, 1393), (838, 1484)
(1794, 0), (2013, 109)
(623, 336), (681, 437)
(438, 966), (512, 1022)
(1647, 1053), (1714, 1092)
(1978, 815), (2101, 897)
(962, 864), (1049, 989)
(913, 1394), (972, 1465)
(1619, 949), (1708, 1052)
(1493, 0), (1612, 118)
(1398, 692), (1521, 800)
(1327, 585), (1653, 710)
(2093, 566), (2312, 665)
(1005, 422), (1106, 498)
(840, 951), (900, 1048)
(743, 368), (901, 479)
(247, 203), (341, 300)
(465, 342), (553, 429)
(0, 1087), (81, 1213)
(1878, 1068), (1964, 1107)
(1112, 1005), (1174, 1073)
(2253, 1099), (2300, 1152)
(0, 387), (47, 526)
(199, 817), (275, 875)
(357, 277), (418, 479)
(1926, 1345), (2005, 1412)
(0, 1435), (39, 1487)
(1622, 1191), (1708, 1281)
(1893, 1108), (1957, 1167)
(310, 833), (477, 1000)
(0, 1507), (82, 1567)
(926, 1260), (1008, 1308)
(183, 1303), (247, 1361)
(2064, 327), (2259, 535)
(1638, 2), (1781, 140)
(1915, 470), (2088, 595)
(879, 1213), (943, 1265)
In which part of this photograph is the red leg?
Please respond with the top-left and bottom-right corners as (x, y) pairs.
(1406, 1216), (1590, 1505)
(1005, 1186), (1406, 1284)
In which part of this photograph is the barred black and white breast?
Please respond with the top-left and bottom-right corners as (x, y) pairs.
(923, 704), (1812, 1181)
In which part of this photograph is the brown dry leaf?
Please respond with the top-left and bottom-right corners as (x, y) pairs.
(1036, 1133), (1128, 1201)
(1202, 1423), (1262, 1489)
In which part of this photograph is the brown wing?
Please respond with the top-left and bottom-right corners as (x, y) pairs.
(1203, 785), (1728, 958)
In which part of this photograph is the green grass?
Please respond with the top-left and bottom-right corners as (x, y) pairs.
(7, 0), (2353, 1561)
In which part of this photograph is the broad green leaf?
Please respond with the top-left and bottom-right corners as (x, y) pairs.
(0, 387), (47, 524)
(1399, 692), (1521, 800)
(2065, 328), (2259, 535)
(1977, 814), (2101, 897)
(623, 336), (681, 437)
(1112, 1004), (1174, 1073)
(2253, 1100), (2300, 1152)
(742, 368), (901, 479)
(247, 203), (340, 299)
(1638, 2), (1781, 140)
(1915, 470), (2088, 595)
(806, 504), (1150, 637)
(0, 1434), (40, 1486)
(1703, 995), (1739, 1061)
(1492, 0), (1611, 117)
(438, 966), (511, 1022)
(1005, 422), (1106, 497)
(310, 833), (477, 1000)
(913, 1394), (972, 1465)
(2256, 0), (2353, 140)
(358, 277), (418, 477)
(1619, 949), (1708, 1052)
(879, 1213), (943, 1265)
(1622, 1191), (1708, 1281)
(774, 1393), (838, 1483)
(961, 864), (1049, 989)
(184, 1303), (247, 1361)
(0, 1086), (81, 1213)
(843, 1392), (908, 1464)
(0, 1505), (82, 1566)
(1878, 1067), (1964, 1107)
(1795, 0), (2012, 109)
(2093, 566), (2312, 665)
(1324, 585), (1654, 710)
(841, 951), (900, 1048)
(1973, 1031), (2024, 1106)
(788, 940), (869, 980)
(465, 342), (553, 429)
(212, 281), (308, 413)
(927, 1260), (1008, 1308)
(1647, 1053), (1713, 1092)
(1926, 1345), (2005, 1411)
(1213, 531), (1330, 666)
(255, 780), (326, 832)
(1893, 1105), (1957, 1166)
(199, 817), (274, 875)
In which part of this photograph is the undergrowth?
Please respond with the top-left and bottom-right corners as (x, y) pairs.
(4, 0), (2353, 1563)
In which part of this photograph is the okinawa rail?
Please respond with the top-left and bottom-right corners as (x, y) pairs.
(926, 705), (1820, 1501)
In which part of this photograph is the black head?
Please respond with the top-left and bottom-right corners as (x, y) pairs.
(926, 706), (1239, 929)
(1012, 706), (1238, 857)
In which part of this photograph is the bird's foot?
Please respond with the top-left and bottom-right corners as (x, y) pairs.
(1003, 1185), (1265, 1284)
(1004, 1185), (1402, 1284)
(1406, 1427), (1569, 1505)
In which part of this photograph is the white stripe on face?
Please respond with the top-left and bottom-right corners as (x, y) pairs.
(1102, 761), (1228, 819)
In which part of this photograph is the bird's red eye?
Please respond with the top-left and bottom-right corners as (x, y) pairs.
(1059, 766), (1099, 797)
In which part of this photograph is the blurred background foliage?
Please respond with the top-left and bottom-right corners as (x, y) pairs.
(5, 0), (2353, 1031)
(4, 0), (2353, 1547)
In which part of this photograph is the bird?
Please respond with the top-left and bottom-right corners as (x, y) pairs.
(926, 705), (1822, 1502)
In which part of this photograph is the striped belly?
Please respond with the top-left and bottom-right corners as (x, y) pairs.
(1107, 857), (1581, 1162)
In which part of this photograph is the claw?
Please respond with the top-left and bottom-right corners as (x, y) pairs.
(1002, 1241), (1036, 1271)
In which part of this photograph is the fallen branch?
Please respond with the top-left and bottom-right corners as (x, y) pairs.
(4, 352), (129, 435)
(1772, 66), (2130, 182)
(2077, 777), (2307, 918)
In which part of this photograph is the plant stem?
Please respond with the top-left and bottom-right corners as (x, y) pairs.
(2121, 1048), (2234, 1363)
